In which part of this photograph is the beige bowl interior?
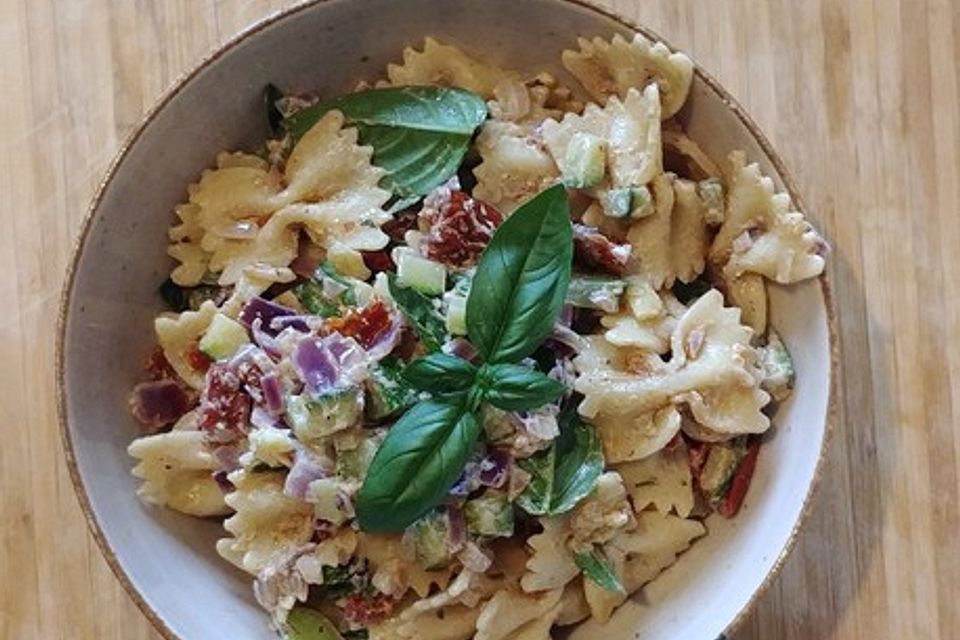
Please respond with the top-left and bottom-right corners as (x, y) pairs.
(59, 1), (834, 638)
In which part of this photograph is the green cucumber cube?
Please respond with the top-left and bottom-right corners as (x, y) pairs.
(397, 253), (447, 297)
(562, 132), (606, 189)
(286, 387), (362, 441)
(198, 313), (250, 360)
(464, 490), (514, 538)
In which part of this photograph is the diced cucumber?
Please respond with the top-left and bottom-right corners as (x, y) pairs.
(565, 276), (626, 313)
(364, 359), (417, 422)
(464, 490), (514, 538)
(404, 510), (453, 570)
(699, 438), (748, 504)
(284, 606), (344, 640)
(198, 313), (250, 360)
(294, 263), (360, 317)
(601, 185), (653, 219)
(760, 331), (795, 402)
(335, 434), (382, 480)
(444, 293), (467, 335)
(286, 387), (363, 442)
(562, 132), (606, 189)
(306, 477), (351, 525)
(397, 253), (446, 296)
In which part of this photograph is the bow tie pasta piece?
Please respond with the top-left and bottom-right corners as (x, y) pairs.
(370, 605), (481, 640)
(128, 430), (229, 517)
(216, 469), (315, 575)
(591, 406), (682, 464)
(610, 511), (705, 593)
(562, 34), (694, 119)
(625, 173), (711, 289)
(568, 471), (636, 552)
(600, 282), (688, 354)
(576, 290), (771, 454)
(521, 516), (580, 593)
(399, 570), (502, 623)
(710, 151), (826, 284)
(356, 532), (453, 599)
(488, 74), (582, 125)
(542, 84), (662, 195)
(662, 128), (722, 180)
(168, 110), (391, 287)
(472, 120), (560, 214)
(555, 578), (590, 626)
(387, 37), (519, 99)
(154, 300), (217, 389)
(615, 443), (695, 518)
(474, 586), (563, 640)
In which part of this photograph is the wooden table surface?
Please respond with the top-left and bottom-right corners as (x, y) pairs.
(2, 0), (957, 638)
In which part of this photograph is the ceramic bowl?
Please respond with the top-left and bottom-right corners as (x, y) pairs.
(58, 0), (837, 638)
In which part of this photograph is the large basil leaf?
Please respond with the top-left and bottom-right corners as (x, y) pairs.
(284, 86), (488, 196)
(284, 606), (344, 640)
(387, 274), (446, 352)
(515, 406), (603, 516)
(466, 185), (573, 363)
(357, 396), (480, 532)
(404, 353), (477, 392)
(481, 363), (565, 411)
(573, 547), (626, 596)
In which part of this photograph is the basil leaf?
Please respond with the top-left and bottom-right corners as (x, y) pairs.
(387, 274), (446, 352)
(516, 407), (603, 516)
(284, 86), (488, 196)
(467, 185), (573, 363)
(573, 547), (626, 596)
(357, 397), (481, 531)
(404, 353), (477, 392)
(284, 606), (344, 640)
(481, 363), (566, 411)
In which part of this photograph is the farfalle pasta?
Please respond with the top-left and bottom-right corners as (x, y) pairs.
(125, 34), (825, 640)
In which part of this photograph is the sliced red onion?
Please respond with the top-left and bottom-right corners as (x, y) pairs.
(292, 337), (339, 395)
(269, 315), (317, 333)
(250, 405), (283, 431)
(478, 450), (511, 489)
(323, 333), (368, 385)
(457, 540), (492, 573)
(239, 297), (305, 336)
(260, 372), (284, 416)
(446, 507), (467, 554)
(129, 380), (194, 432)
(442, 338), (479, 363)
(549, 325), (586, 354)
(558, 304), (574, 328)
(449, 461), (482, 497)
(284, 448), (330, 501)
(251, 319), (282, 359)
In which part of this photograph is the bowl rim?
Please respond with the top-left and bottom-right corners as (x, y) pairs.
(55, 1), (840, 638)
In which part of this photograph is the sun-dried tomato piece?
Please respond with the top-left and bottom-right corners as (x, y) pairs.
(573, 223), (631, 275)
(198, 362), (251, 443)
(341, 592), (397, 627)
(325, 299), (393, 351)
(421, 189), (503, 268)
(145, 346), (178, 380)
(382, 208), (420, 243)
(185, 340), (213, 373)
(361, 249), (395, 273)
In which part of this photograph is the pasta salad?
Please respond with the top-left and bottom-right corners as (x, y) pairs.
(128, 33), (826, 640)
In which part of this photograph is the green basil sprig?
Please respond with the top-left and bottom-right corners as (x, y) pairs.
(573, 546), (627, 596)
(283, 86), (487, 196)
(357, 186), (575, 532)
(356, 396), (480, 532)
(467, 184), (574, 363)
(515, 403), (604, 516)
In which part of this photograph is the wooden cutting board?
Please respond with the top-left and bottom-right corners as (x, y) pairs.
(1, 1), (956, 638)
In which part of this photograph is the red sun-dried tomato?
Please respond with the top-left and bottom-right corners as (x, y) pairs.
(341, 592), (397, 627)
(197, 362), (251, 443)
(325, 299), (393, 351)
(185, 339), (213, 373)
(421, 189), (503, 268)
(717, 438), (761, 518)
(361, 249), (395, 274)
(573, 224), (631, 275)
(145, 346), (178, 380)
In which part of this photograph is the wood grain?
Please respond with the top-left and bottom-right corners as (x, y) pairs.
(1, 1), (956, 638)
